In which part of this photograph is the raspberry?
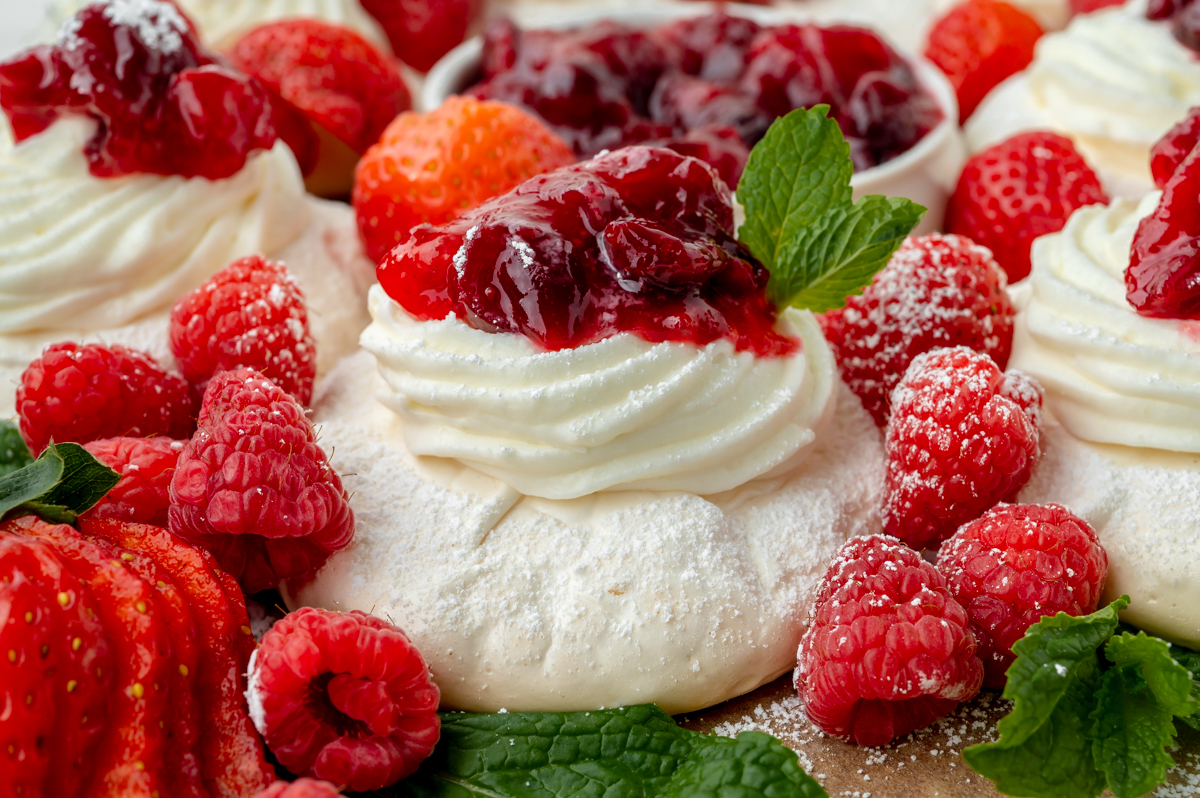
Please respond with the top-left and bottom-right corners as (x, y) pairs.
(795, 535), (983, 747)
(253, 779), (341, 798)
(170, 255), (317, 406)
(353, 96), (575, 263)
(82, 437), (184, 527)
(16, 343), (196, 455)
(945, 132), (1109, 282)
(819, 233), (1016, 427)
(359, 0), (482, 73)
(924, 0), (1043, 123)
(168, 369), (354, 593)
(228, 19), (411, 188)
(248, 608), (440, 792)
(938, 503), (1109, 688)
(883, 347), (1044, 550)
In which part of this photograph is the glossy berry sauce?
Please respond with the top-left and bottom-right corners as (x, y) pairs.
(377, 146), (798, 357)
(471, 11), (941, 177)
(0, 0), (276, 179)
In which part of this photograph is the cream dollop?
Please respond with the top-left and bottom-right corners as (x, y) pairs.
(965, 5), (1200, 198)
(44, 0), (389, 50)
(362, 285), (837, 500)
(1011, 192), (1200, 452)
(0, 115), (308, 335)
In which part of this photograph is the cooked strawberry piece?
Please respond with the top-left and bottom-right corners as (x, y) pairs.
(353, 96), (575, 263)
(249, 608), (440, 791)
(925, 0), (1043, 123)
(650, 124), (750, 188)
(946, 131), (1109, 282)
(359, 0), (482, 72)
(16, 343), (196, 455)
(1150, 107), (1200, 190)
(82, 437), (185, 528)
(796, 535), (983, 746)
(81, 518), (275, 798)
(1128, 142), (1200, 318)
(0, 534), (112, 798)
(170, 255), (317, 406)
(3, 516), (172, 798)
(229, 19), (411, 193)
(0, 0), (276, 179)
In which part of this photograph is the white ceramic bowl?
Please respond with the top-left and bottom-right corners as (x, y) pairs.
(422, 1), (964, 233)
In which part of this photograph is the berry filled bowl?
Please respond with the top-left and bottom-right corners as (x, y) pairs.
(422, 0), (966, 232)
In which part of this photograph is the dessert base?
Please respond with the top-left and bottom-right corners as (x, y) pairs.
(292, 350), (886, 714)
(0, 197), (373, 419)
(1019, 422), (1200, 649)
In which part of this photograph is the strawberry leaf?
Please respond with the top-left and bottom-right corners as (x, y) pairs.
(737, 106), (925, 313)
(0, 441), (118, 524)
(0, 420), (33, 477)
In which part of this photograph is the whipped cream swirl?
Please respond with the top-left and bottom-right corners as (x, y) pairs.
(0, 116), (307, 335)
(1011, 192), (1200, 453)
(362, 285), (837, 500)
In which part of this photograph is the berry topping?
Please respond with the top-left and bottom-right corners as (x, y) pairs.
(1128, 117), (1200, 319)
(946, 132), (1109, 282)
(16, 343), (197, 456)
(0, 533), (112, 798)
(254, 779), (342, 798)
(650, 123), (751, 189)
(819, 233), (1016, 427)
(0, 0), (277, 179)
(471, 13), (942, 173)
(938, 503), (1109, 688)
(168, 369), (354, 593)
(170, 255), (317, 406)
(795, 535), (984, 747)
(924, 0), (1043, 123)
(377, 145), (795, 355)
(353, 96), (575, 263)
(82, 437), (184, 527)
(359, 0), (482, 73)
(1070, 0), (1126, 12)
(248, 607), (440, 792)
(228, 19), (411, 186)
(883, 347), (1044, 551)
(82, 517), (275, 798)
(4, 516), (175, 798)
(1150, 106), (1200, 190)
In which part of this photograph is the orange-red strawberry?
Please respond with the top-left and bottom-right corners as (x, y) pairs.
(353, 96), (576, 262)
(81, 518), (274, 798)
(925, 0), (1043, 123)
(0, 534), (112, 798)
(229, 19), (411, 196)
(3, 516), (173, 798)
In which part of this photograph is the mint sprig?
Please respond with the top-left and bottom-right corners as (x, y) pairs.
(0, 420), (33, 477)
(392, 704), (827, 798)
(0, 439), (119, 524)
(737, 106), (926, 313)
(964, 597), (1200, 798)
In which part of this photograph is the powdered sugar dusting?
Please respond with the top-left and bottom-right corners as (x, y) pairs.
(101, 0), (189, 54)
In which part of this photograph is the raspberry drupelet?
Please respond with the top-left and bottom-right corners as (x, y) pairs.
(796, 535), (984, 747)
(938, 503), (1109, 688)
(82, 436), (185, 527)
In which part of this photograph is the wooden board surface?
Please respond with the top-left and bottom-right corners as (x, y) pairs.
(677, 676), (1200, 798)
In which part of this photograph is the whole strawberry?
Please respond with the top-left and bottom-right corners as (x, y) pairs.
(796, 535), (983, 747)
(353, 96), (576, 263)
(925, 0), (1043, 123)
(170, 255), (317, 406)
(359, 0), (482, 72)
(945, 132), (1109, 282)
(248, 608), (440, 792)
(938, 503), (1108, 688)
(82, 437), (184, 527)
(819, 233), (1015, 426)
(16, 343), (196, 454)
(883, 347), (1043, 550)
(168, 369), (354, 593)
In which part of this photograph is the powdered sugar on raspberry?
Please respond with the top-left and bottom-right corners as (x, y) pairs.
(101, 0), (189, 54)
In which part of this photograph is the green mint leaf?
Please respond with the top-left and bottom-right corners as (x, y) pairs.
(738, 105), (853, 272)
(398, 705), (827, 798)
(962, 597), (1130, 798)
(1106, 633), (1199, 718)
(737, 106), (926, 313)
(0, 445), (65, 519)
(1090, 662), (1177, 798)
(1169, 644), (1200, 731)
(768, 195), (927, 312)
(0, 420), (33, 477)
